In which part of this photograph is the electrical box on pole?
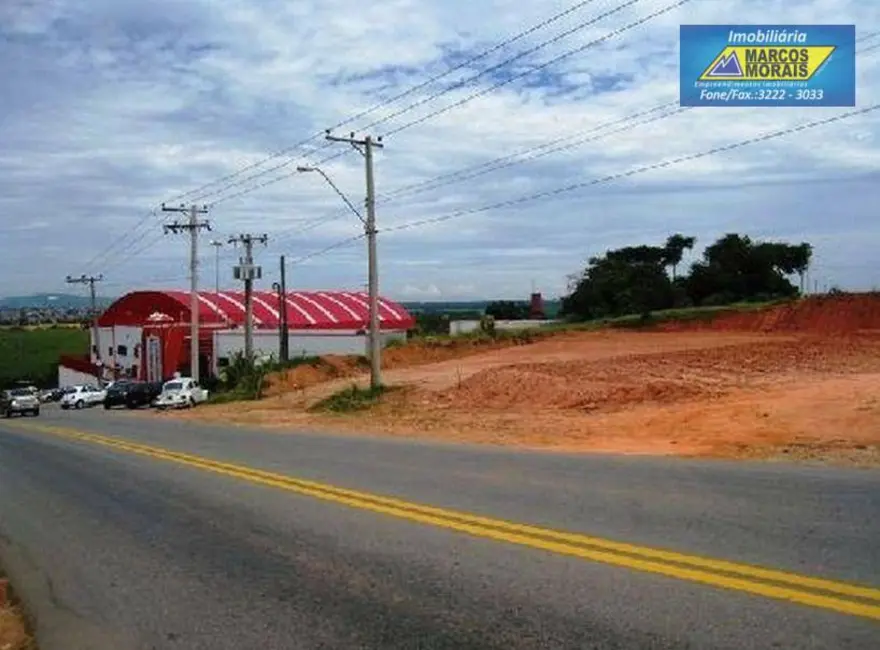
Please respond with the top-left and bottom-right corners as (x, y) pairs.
(229, 233), (268, 361)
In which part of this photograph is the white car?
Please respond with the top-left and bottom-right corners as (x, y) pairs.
(153, 377), (208, 410)
(60, 385), (107, 410)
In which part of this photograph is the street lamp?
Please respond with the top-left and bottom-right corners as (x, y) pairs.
(296, 166), (366, 226)
(297, 163), (382, 389)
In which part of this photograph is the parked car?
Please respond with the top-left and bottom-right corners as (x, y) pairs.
(153, 377), (208, 410)
(103, 380), (138, 409)
(40, 387), (70, 402)
(105, 380), (163, 409)
(1, 388), (41, 417)
(60, 385), (106, 410)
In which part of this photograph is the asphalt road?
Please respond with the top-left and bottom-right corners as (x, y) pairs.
(1, 406), (878, 649)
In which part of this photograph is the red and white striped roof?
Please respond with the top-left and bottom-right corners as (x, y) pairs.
(98, 290), (415, 330)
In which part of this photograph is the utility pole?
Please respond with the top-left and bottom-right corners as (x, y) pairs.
(209, 239), (224, 293)
(66, 273), (104, 367)
(272, 255), (289, 362)
(162, 203), (210, 380)
(229, 233), (268, 361)
(325, 130), (384, 389)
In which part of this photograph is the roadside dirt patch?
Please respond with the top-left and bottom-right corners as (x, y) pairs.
(658, 293), (880, 334)
(0, 577), (33, 650)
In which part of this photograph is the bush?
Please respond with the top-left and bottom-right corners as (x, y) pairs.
(214, 352), (326, 402)
(308, 384), (391, 413)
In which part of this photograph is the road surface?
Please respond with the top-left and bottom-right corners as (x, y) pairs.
(1, 406), (878, 649)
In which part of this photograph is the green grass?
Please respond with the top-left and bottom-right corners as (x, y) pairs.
(0, 326), (89, 388)
(308, 384), (393, 413)
(404, 298), (789, 345)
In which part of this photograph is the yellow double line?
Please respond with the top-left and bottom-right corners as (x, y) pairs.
(8, 421), (880, 621)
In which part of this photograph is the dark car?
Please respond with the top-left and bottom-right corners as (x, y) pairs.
(116, 381), (163, 409)
(103, 380), (139, 409)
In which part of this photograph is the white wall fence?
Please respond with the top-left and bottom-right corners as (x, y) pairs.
(212, 329), (407, 374)
(448, 319), (560, 336)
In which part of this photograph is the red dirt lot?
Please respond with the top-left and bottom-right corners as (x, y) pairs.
(179, 295), (880, 464)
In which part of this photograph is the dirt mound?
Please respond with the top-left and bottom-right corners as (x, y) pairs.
(436, 335), (880, 412)
(381, 335), (532, 369)
(263, 355), (365, 397)
(659, 294), (880, 334)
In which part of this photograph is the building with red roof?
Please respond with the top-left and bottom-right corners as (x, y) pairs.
(59, 289), (415, 385)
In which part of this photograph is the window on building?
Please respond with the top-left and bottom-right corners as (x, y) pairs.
(117, 345), (128, 356)
(108, 347), (114, 357)
(217, 357), (230, 368)
(91, 345), (98, 355)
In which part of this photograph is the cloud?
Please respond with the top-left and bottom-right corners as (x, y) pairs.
(0, 0), (878, 302)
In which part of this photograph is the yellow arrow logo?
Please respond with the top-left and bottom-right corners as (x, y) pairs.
(699, 46), (836, 81)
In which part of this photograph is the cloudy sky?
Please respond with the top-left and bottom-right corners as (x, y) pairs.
(1, 0), (878, 302)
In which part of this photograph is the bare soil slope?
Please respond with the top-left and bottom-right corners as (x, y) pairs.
(179, 295), (880, 464)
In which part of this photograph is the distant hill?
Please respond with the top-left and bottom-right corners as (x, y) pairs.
(0, 293), (115, 310)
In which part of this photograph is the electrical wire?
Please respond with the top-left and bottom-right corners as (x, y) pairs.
(181, 0), (615, 205)
(264, 99), (688, 251)
(382, 0), (691, 137)
(197, 0), (673, 207)
(167, 0), (606, 205)
(380, 103), (880, 235)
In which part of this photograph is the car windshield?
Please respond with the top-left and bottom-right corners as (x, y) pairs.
(164, 382), (183, 391)
(9, 388), (32, 396)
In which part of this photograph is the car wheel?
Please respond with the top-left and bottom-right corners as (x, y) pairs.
(104, 402), (111, 410)
(75, 400), (84, 410)
(3, 410), (10, 418)
(31, 408), (40, 417)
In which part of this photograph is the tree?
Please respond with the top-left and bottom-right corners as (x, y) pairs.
(663, 234), (696, 280)
(561, 243), (674, 320)
(485, 300), (529, 320)
(684, 233), (810, 305)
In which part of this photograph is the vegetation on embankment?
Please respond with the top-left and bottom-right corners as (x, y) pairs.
(0, 326), (89, 388)
(308, 384), (394, 413)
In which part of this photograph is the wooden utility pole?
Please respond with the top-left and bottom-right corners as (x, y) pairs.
(272, 255), (289, 362)
(162, 203), (210, 379)
(325, 130), (384, 389)
(65, 273), (104, 365)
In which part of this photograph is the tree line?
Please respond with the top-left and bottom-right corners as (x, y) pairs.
(560, 233), (813, 320)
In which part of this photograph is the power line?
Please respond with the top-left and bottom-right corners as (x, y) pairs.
(357, 0), (645, 135)
(198, 0), (689, 208)
(381, 103), (880, 235)
(77, 14), (877, 276)
(382, 0), (692, 137)
(180, 0), (612, 205)
(386, 103), (690, 200)
(265, 100), (687, 251)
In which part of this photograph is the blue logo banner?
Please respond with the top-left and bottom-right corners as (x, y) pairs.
(680, 24), (856, 107)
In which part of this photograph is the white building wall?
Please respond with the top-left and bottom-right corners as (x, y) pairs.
(449, 319), (559, 335)
(212, 329), (408, 373)
(58, 365), (99, 388)
(91, 326), (142, 377)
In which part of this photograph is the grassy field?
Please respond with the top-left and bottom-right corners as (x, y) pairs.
(0, 326), (89, 388)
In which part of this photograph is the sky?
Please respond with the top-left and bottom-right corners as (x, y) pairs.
(1, 0), (878, 302)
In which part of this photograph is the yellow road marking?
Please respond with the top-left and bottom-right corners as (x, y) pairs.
(7, 421), (880, 621)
